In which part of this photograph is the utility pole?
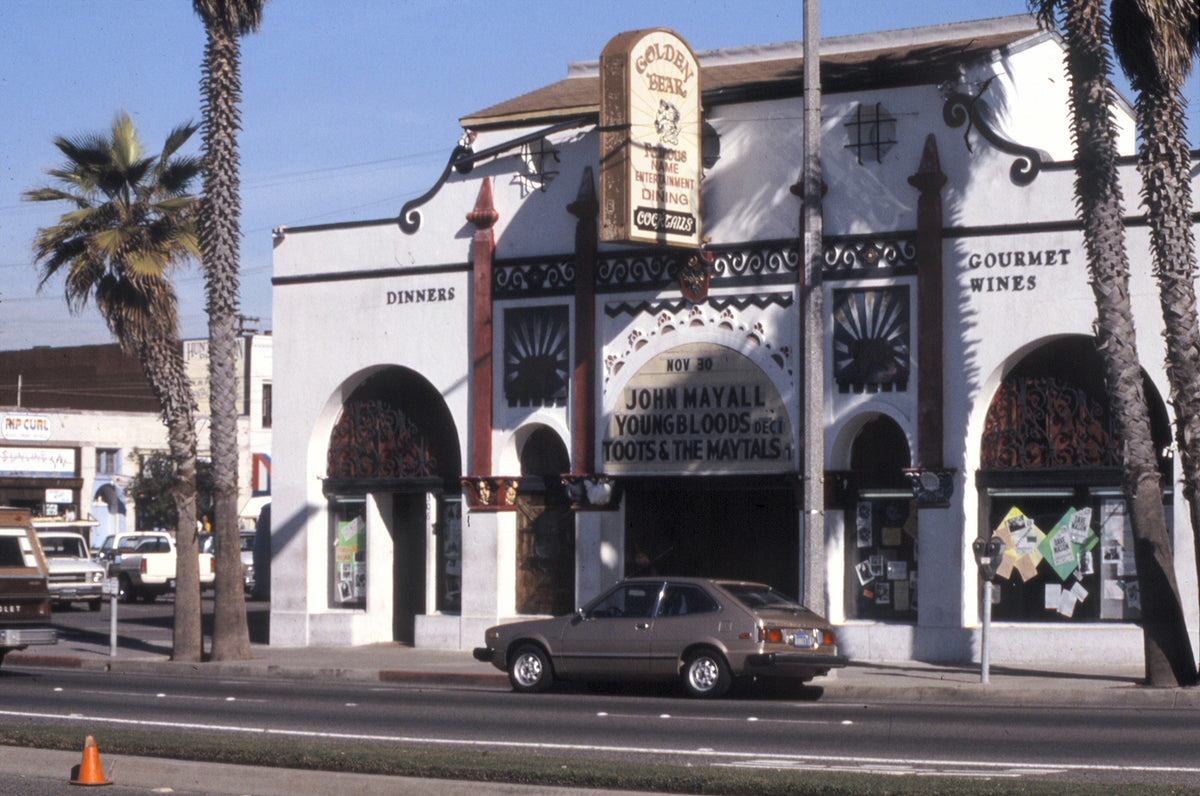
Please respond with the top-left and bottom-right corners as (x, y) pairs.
(801, 0), (826, 614)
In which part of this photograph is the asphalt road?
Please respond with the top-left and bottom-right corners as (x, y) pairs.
(3, 664), (1200, 789)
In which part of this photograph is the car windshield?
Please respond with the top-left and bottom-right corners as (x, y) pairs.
(41, 537), (88, 558)
(721, 582), (805, 612)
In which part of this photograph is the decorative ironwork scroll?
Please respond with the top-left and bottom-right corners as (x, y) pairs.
(982, 376), (1117, 468)
(595, 242), (800, 291)
(494, 258), (575, 298)
(942, 90), (1050, 186)
(823, 237), (917, 280)
(327, 400), (437, 479)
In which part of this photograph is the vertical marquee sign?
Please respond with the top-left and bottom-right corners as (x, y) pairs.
(599, 29), (702, 248)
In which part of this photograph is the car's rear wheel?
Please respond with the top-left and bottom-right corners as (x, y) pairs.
(87, 599), (102, 612)
(508, 644), (552, 693)
(682, 648), (731, 698)
(118, 574), (136, 603)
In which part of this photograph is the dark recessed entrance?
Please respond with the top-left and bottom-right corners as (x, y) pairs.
(624, 477), (799, 597)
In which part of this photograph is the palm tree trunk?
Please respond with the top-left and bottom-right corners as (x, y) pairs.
(133, 333), (202, 663)
(1049, 0), (1196, 686)
(200, 10), (251, 662)
(1134, 87), (1200, 667)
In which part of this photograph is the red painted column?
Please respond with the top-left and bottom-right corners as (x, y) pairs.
(908, 135), (947, 470)
(467, 178), (499, 478)
(567, 169), (598, 474)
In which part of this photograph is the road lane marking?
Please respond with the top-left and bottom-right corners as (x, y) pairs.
(2, 708), (1199, 779)
(595, 710), (833, 726)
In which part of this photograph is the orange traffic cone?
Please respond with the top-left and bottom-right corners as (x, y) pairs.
(70, 734), (112, 786)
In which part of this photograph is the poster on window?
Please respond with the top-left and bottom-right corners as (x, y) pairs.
(333, 514), (365, 605)
(993, 507), (1044, 582)
(856, 502), (873, 548)
(1037, 507), (1099, 582)
(441, 499), (462, 611)
(1099, 499), (1139, 619)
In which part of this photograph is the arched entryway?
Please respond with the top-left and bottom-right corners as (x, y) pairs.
(514, 426), (574, 615)
(840, 415), (916, 621)
(324, 367), (461, 642)
(977, 336), (1171, 622)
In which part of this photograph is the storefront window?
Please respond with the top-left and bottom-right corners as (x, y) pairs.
(843, 415), (915, 621)
(329, 496), (366, 609)
(984, 488), (1144, 621)
(437, 497), (461, 613)
(978, 337), (1171, 623)
(846, 492), (918, 620)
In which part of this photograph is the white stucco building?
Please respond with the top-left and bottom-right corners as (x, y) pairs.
(269, 15), (1199, 666)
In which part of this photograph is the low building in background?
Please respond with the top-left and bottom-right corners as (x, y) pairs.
(0, 335), (273, 548)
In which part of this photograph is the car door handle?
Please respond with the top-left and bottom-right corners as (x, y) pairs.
(635, 622), (651, 631)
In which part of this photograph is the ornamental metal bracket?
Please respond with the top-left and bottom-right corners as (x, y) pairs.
(398, 117), (592, 234)
(903, 468), (956, 508)
(461, 476), (519, 511)
(561, 474), (622, 511)
(942, 86), (1051, 186)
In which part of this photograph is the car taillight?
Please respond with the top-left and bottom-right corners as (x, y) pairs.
(821, 629), (837, 647)
(758, 627), (785, 644)
(141, 559), (148, 574)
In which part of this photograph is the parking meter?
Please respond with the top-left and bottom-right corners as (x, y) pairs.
(972, 535), (1005, 582)
(971, 534), (1005, 684)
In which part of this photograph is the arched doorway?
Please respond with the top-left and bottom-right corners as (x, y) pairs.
(842, 415), (916, 621)
(977, 337), (1171, 622)
(324, 367), (461, 642)
(514, 426), (574, 615)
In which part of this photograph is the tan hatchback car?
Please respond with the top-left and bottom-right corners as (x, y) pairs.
(474, 577), (847, 698)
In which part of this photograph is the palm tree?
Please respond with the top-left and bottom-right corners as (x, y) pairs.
(24, 112), (205, 662)
(1029, 0), (1196, 686)
(1110, 0), (1200, 655)
(193, 0), (265, 662)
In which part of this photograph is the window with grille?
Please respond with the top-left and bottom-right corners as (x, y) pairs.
(844, 103), (897, 164)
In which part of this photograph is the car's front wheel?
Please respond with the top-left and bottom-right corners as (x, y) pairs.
(682, 648), (731, 698)
(508, 644), (552, 693)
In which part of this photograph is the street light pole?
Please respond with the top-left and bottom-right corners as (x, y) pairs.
(801, 0), (826, 614)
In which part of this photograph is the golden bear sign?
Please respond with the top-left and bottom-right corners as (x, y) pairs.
(599, 29), (702, 249)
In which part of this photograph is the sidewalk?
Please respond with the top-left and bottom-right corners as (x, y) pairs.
(9, 630), (1196, 708)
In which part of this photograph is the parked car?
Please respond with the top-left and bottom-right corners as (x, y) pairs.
(199, 529), (257, 592)
(474, 577), (847, 698)
(112, 532), (215, 603)
(95, 531), (160, 568)
(0, 507), (58, 665)
(35, 530), (105, 611)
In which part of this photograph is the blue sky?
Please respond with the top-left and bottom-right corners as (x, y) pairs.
(1, 0), (1195, 351)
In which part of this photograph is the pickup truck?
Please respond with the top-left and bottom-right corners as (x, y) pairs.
(108, 531), (215, 603)
(0, 507), (58, 665)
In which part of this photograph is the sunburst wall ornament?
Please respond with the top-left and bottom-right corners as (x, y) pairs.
(504, 306), (570, 406)
(832, 287), (910, 392)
